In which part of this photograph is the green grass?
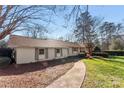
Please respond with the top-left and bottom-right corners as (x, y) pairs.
(82, 56), (124, 88)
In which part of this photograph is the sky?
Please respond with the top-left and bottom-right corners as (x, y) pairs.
(89, 5), (124, 23)
(15, 5), (124, 39)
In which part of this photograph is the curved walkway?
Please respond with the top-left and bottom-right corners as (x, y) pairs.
(46, 61), (86, 88)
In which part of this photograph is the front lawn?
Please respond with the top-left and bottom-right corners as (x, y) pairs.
(81, 56), (124, 88)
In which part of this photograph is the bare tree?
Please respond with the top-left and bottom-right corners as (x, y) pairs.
(0, 5), (56, 40)
(110, 37), (124, 50)
(73, 6), (102, 57)
(64, 33), (77, 42)
(57, 36), (64, 41)
(24, 23), (48, 39)
(99, 22), (123, 50)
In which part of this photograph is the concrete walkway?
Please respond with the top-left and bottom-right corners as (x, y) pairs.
(46, 61), (86, 88)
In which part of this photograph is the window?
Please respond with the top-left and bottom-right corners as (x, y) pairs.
(73, 48), (78, 51)
(39, 49), (44, 55)
(67, 48), (69, 54)
(80, 48), (83, 52)
(56, 49), (60, 53)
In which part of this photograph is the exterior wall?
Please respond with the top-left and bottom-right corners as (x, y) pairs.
(78, 48), (80, 53)
(39, 54), (45, 59)
(48, 48), (55, 59)
(69, 48), (79, 56)
(73, 51), (78, 55)
(79, 47), (85, 53)
(56, 53), (61, 57)
(72, 48), (79, 55)
(69, 48), (73, 56)
(62, 48), (68, 57)
(16, 47), (35, 64)
(16, 47), (82, 64)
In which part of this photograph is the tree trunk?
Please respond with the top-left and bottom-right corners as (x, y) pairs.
(85, 43), (93, 58)
(86, 47), (92, 58)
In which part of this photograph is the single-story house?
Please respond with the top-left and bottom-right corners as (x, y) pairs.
(8, 35), (85, 64)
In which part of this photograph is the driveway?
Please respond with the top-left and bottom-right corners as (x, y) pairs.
(46, 61), (86, 88)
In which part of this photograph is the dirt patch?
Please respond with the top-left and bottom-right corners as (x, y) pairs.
(0, 57), (80, 88)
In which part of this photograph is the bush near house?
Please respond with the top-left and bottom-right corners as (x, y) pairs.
(92, 52), (109, 58)
(93, 46), (101, 52)
(0, 48), (13, 58)
(104, 50), (124, 56)
(0, 48), (14, 67)
(78, 53), (86, 58)
(78, 51), (109, 58)
(0, 57), (11, 68)
(78, 50), (124, 58)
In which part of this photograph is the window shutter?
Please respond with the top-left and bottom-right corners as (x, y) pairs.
(35, 48), (38, 60)
(45, 48), (48, 59)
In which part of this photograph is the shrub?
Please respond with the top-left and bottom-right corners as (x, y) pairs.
(92, 52), (109, 58)
(0, 48), (15, 64)
(0, 48), (13, 58)
(78, 53), (86, 58)
(104, 50), (124, 56)
(93, 46), (101, 52)
(0, 57), (11, 68)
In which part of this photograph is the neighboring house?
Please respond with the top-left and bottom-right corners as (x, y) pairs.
(8, 35), (85, 64)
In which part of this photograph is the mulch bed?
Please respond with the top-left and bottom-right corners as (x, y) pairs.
(0, 57), (80, 88)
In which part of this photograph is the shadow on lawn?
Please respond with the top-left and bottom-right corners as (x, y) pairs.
(0, 56), (82, 76)
(96, 57), (124, 64)
(110, 56), (124, 60)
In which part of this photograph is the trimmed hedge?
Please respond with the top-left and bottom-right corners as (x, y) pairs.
(104, 51), (124, 56)
(78, 50), (124, 58)
(92, 52), (109, 58)
(78, 52), (109, 58)
(78, 53), (86, 58)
